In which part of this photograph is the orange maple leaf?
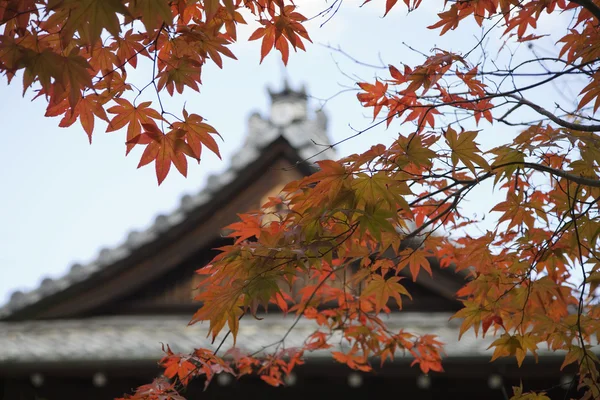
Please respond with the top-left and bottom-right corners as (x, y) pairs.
(171, 108), (222, 160)
(396, 248), (432, 281)
(156, 56), (202, 95)
(106, 98), (163, 154)
(248, 5), (311, 65)
(110, 29), (149, 68)
(57, 94), (109, 143)
(357, 80), (389, 119)
(136, 124), (196, 185)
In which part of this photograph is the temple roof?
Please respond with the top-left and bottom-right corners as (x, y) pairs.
(1, 311), (585, 368)
(1, 83), (335, 320)
(0, 313), (495, 366)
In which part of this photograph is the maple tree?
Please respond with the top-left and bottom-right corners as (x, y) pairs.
(2, 0), (600, 399)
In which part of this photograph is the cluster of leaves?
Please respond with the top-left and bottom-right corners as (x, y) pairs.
(0, 0), (309, 183)
(3, 0), (600, 400)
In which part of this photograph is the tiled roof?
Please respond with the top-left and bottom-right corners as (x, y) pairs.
(0, 88), (335, 319)
(0, 313), (499, 364)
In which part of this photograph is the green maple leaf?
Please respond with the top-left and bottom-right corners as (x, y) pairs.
(445, 127), (489, 175)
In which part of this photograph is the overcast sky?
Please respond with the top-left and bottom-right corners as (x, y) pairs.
(0, 1), (575, 304)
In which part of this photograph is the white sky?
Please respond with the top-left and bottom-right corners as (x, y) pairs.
(0, 2), (577, 304)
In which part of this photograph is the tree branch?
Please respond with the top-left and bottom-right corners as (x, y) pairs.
(506, 94), (600, 132)
(521, 161), (600, 187)
(570, 0), (600, 22)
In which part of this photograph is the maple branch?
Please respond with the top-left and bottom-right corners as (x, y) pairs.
(308, 0), (343, 27)
(570, 0), (600, 22)
(482, 161), (600, 189)
(297, 55), (600, 168)
(520, 162), (600, 188)
(568, 183), (600, 394)
(477, 59), (599, 103)
(506, 94), (600, 132)
(94, 40), (153, 85)
(406, 161), (600, 239)
(402, 181), (473, 245)
(325, 45), (590, 78)
(247, 264), (348, 358)
(151, 25), (167, 118)
(285, 109), (396, 168)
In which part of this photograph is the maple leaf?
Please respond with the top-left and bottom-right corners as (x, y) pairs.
(332, 351), (372, 372)
(5, 0), (600, 398)
(156, 56), (202, 95)
(207, 5), (247, 41)
(269, 291), (293, 315)
(489, 145), (526, 186)
(178, 25), (237, 69)
(356, 80), (389, 119)
(84, 45), (118, 75)
(56, 94), (109, 142)
(117, 376), (184, 400)
(0, 34), (26, 81)
(59, 50), (95, 108)
(110, 30), (149, 68)
(395, 132), (438, 168)
(161, 352), (197, 385)
(410, 334), (444, 374)
(94, 70), (132, 97)
(171, 109), (222, 160)
(451, 301), (483, 339)
(481, 315), (504, 337)
(248, 5), (311, 65)
(362, 275), (411, 312)
(310, 160), (348, 202)
(578, 73), (600, 112)
(191, 295), (244, 344)
(444, 127), (490, 175)
(384, 0), (398, 16)
(21, 47), (93, 109)
(510, 384), (551, 400)
(403, 102), (440, 130)
(225, 213), (263, 244)
(514, 334), (539, 367)
(16, 48), (91, 112)
(18, 48), (59, 94)
(490, 191), (536, 231)
(458, 66), (487, 97)
(0, 0), (37, 29)
(106, 99), (163, 154)
(397, 248), (433, 282)
(136, 124), (196, 185)
(129, 0), (173, 33)
(428, 6), (464, 35)
(561, 345), (584, 370)
(47, 0), (130, 46)
(489, 333), (523, 363)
